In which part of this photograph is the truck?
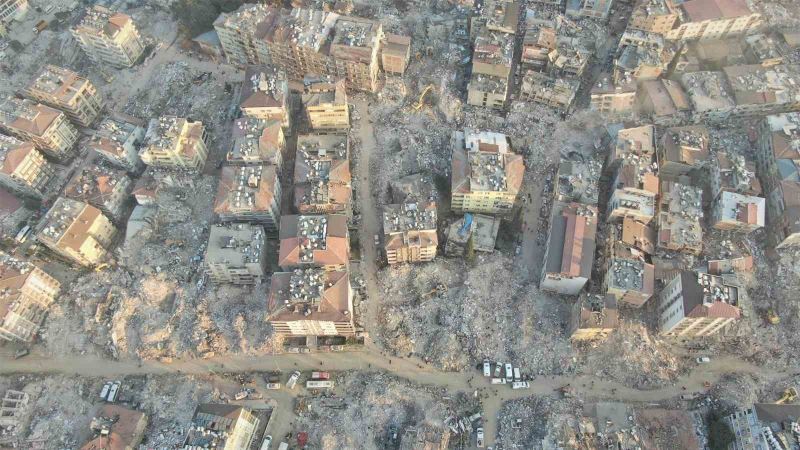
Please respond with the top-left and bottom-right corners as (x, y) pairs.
(504, 363), (513, 380)
(306, 380), (334, 389)
(482, 360), (491, 377)
(33, 20), (48, 33)
(311, 371), (330, 380)
(286, 371), (301, 390)
(476, 427), (485, 448)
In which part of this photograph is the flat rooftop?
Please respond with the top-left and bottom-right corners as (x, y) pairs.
(473, 30), (515, 67)
(468, 74), (509, 95)
(680, 71), (736, 112)
(556, 156), (603, 206)
(383, 201), (437, 234)
(241, 65), (288, 110)
(205, 223), (266, 266)
(723, 64), (800, 107)
(214, 165), (278, 215)
(26, 65), (90, 105)
(718, 191), (765, 227)
(144, 116), (204, 155)
(607, 258), (654, 294)
(0, 98), (61, 138)
(661, 125), (711, 166)
(87, 118), (141, 159)
(73, 5), (133, 38)
(452, 130), (524, 197)
(267, 268), (351, 323)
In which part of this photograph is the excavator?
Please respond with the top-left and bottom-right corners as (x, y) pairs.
(776, 387), (798, 404)
(413, 84), (435, 110)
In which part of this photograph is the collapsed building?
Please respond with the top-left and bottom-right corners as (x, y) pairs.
(205, 223), (267, 285)
(71, 5), (146, 68)
(0, 390), (29, 448)
(184, 404), (260, 450)
(214, 165), (281, 232)
(757, 113), (800, 248)
(540, 203), (598, 296)
(614, 30), (678, 85)
(627, 0), (679, 35)
(555, 156), (602, 207)
(80, 405), (148, 450)
(399, 423), (451, 450)
(0, 253), (60, 343)
(708, 155), (764, 233)
(566, 0), (613, 19)
(445, 213), (501, 256)
(382, 200), (437, 265)
(36, 197), (117, 267)
(635, 79), (692, 126)
(602, 253), (655, 308)
(519, 71), (579, 112)
(657, 271), (740, 337)
(721, 64), (800, 118)
(227, 117), (284, 167)
(267, 268), (354, 336)
(569, 293), (619, 342)
(240, 65), (292, 132)
(140, 116), (208, 171)
(0, 97), (78, 161)
(302, 78), (350, 131)
(590, 74), (637, 116)
(467, 30), (516, 110)
(606, 132), (659, 224)
(0, 133), (55, 199)
(0, 188), (31, 243)
(86, 118), (146, 173)
(450, 130), (523, 215)
(64, 156), (133, 223)
(294, 134), (351, 215)
(22, 65), (104, 127)
(278, 214), (349, 271)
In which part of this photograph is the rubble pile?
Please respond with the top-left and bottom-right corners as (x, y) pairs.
(497, 396), (578, 449)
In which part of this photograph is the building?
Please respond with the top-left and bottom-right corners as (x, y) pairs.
(590, 75), (637, 116)
(606, 146), (659, 223)
(86, 118), (145, 173)
(658, 125), (710, 178)
(658, 271), (740, 337)
(267, 268), (355, 336)
(205, 223), (267, 285)
(471, 0), (521, 37)
(614, 30), (678, 84)
(445, 213), (500, 256)
(566, 0), (613, 19)
(302, 79), (350, 131)
(212, 4), (278, 66)
(184, 404), (260, 450)
(383, 200), (437, 264)
(278, 214), (349, 271)
(722, 64), (800, 118)
(80, 405), (148, 450)
(381, 34), (411, 75)
(140, 116), (208, 170)
(680, 71), (736, 122)
(520, 20), (556, 73)
(240, 66), (292, 132)
(665, 0), (762, 42)
(744, 33), (788, 66)
(757, 114), (800, 247)
(569, 293), (619, 341)
(0, 97), (78, 161)
(727, 403), (800, 450)
(0, 134), (55, 199)
(399, 423), (451, 450)
(0, 254), (60, 343)
(628, 0), (679, 34)
(71, 6), (145, 68)
(450, 130), (524, 215)
(214, 165), (281, 231)
(657, 181), (704, 255)
(635, 79), (692, 125)
(540, 203), (598, 296)
(36, 197), (117, 267)
(519, 71), (579, 111)
(613, 216), (657, 256)
(64, 157), (133, 222)
(227, 118), (284, 167)
(765, 178), (800, 249)
(0, 187), (32, 242)
(22, 65), (103, 127)
(608, 125), (656, 171)
(555, 156), (603, 207)
(0, 1), (27, 28)
(603, 256), (655, 307)
(294, 133), (351, 215)
(467, 30), (515, 110)
(711, 191), (765, 232)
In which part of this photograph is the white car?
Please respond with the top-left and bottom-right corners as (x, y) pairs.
(505, 363), (513, 380)
(476, 427), (485, 448)
(512, 381), (530, 390)
(696, 356), (711, 364)
(259, 435), (273, 450)
(482, 360), (491, 377)
(286, 371), (301, 389)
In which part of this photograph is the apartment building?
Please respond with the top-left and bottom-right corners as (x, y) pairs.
(658, 271), (740, 337)
(381, 34), (411, 75)
(267, 268), (355, 336)
(185, 405), (260, 450)
(540, 203), (598, 295)
(467, 31), (515, 110)
(302, 79), (350, 131)
(614, 30), (678, 85)
(227, 118), (284, 167)
(240, 65), (291, 132)
(628, 0), (679, 34)
(569, 293), (619, 342)
(566, 0), (613, 19)
(140, 116), (208, 170)
(603, 255), (655, 307)
(22, 65), (103, 127)
(520, 20), (556, 73)
(607, 150), (659, 223)
(471, 0), (521, 37)
(727, 403), (800, 450)
(71, 6), (145, 68)
(278, 214), (349, 271)
(658, 125), (710, 178)
(519, 71), (579, 112)
(0, 97), (78, 161)
(555, 155), (603, 207)
(590, 75), (637, 116)
(721, 64), (800, 118)
(205, 223), (267, 285)
(657, 180), (704, 255)
(0, 254), (60, 343)
(80, 405), (148, 450)
(294, 133), (351, 215)
(0, 134), (55, 199)
(86, 118), (145, 173)
(665, 0), (762, 42)
(608, 125), (655, 171)
(213, 4), (278, 66)
(214, 165), (281, 232)
(680, 71), (736, 122)
(64, 157), (133, 223)
(36, 197), (117, 267)
(0, 0), (27, 27)
(711, 190), (765, 232)
(635, 79), (692, 125)
(450, 130), (524, 215)
(382, 200), (437, 265)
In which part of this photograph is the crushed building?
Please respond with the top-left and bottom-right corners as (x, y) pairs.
(80, 405), (148, 450)
(540, 203), (598, 296)
(184, 404), (260, 450)
(86, 118), (145, 173)
(519, 71), (579, 111)
(205, 223), (267, 285)
(0, 253), (60, 343)
(0, 133), (55, 199)
(445, 213), (500, 256)
(628, 0), (679, 34)
(566, 0), (613, 19)
(278, 214), (349, 271)
(467, 30), (516, 110)
(71, 5), (145, 68)
(569, 293), (619, 342)
(227, 118), (284, 167)
(140, 116), (208, 171)
(635, 79), (692, 126)
(64, 155), (133, 223)
(22, 65), (103, 128)
(0, 97), (78, 161)
(722, 64), (800, 118)
(214, 165), (281, 231)
(658, 271), (740, 337)
(294, 134), (351, 215)
(555, 156), (602, 207)
(399, 423), (451, 450)
(382, 200), (437, 265)
(36, 197), (117, 267)
(658, 125), (710, 178)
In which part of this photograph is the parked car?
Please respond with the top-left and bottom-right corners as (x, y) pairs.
(259, 435), (272, 450)
(286, 371), (301, 390)
(265, 383), (281, 390)
(512, 381), (530, 390)
(696, 356), (711, 364)
(482, 360), (491, 377)
(476, 427), (485, 448)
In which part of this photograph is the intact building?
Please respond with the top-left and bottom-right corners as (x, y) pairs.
(635, 79), (692, 125)
(606, 148), (659, 223)
(540, 203), (598, 296)
(383, 200), (437, 265)
(657, 181), (704, 255)
(71, 6), (145, 68)
(0, 254), (60, 343)
(205, 223), (267, 285)
(0, 134), (55, 199)
(0, 1), (27, 27)
(665, 0), (762, 42)
(227, 118), (284, 167)
(727, 403), (800, 450)
(628, 0), (679, 34)
(22, 65), (103, 127)
(566, 0), (613, 19)
(240, 66), (292, 132)
(381, 34), (411, 75)
(0, 97), (78, 161)
(140, 117), (208, 171)
(267, 268), (355, 336)
(36, 197), (117, 267)
(64, 157), (133, 223)
(570, 293), (619, 342)
(302, 79), (350, 131)
(185, 405), (260, 450)
(278, 214), (349, 271)
(450, 130), (524, 215)
(603, 256), (655, 308)
(86, 118), (145, 173)
(658, 125), (710, 178)
(294, 133), (351, 215)
(658, 271), (740, 337)
(590, 75), (637, 116)
(214, 165), (281, 231)
(757, 114), (800, 248)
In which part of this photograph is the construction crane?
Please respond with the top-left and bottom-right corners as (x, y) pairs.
(413, 84), (435, 110)
(776, 387), (798, 404)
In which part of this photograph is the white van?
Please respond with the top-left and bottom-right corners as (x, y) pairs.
(513, 367), (521, 381)
(482, 360), (491, 377)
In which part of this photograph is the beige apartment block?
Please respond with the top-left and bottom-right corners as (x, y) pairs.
(23, 65), (103, 127)
(213, 5), (278, 66)
(302, 79), (350, 131)
(0, 253), (60, 343)
(64, 156), (133, 222)
(570, 293), (619, 342)
(214, 164), (281, 231)
(86, 118), (145, 173)
(185, 405), (260, 450)
(665, 0), (762, 42)
(71, 6), (145, 68)
(0, 0), (28, 26)
(606, 149), (659, 223)
(0, 134), (55, 199)
(628, 0), (679, 34)
(36, 197), (117, 267)
(381, 34), (411, 75)
(205, 223), (267, 285)
(603, 256), (656, 307)
(450, 130), (524, 214)
(383, 200), (437, 265)
(294, 133), (351, 215)
(635, 79), (692, 125)
(140, 116), (208, 170)
(240, 66), (292, 131)
(467, 30), (514, 110)
(278, 214), (349, 271)
(658, 271), (740, 337)
(608, 125), (656, 171)
(267, 268), (355, 336)
(519, 71), (579, 111)
(540, 202), (598, 295)
(590, 75), (637, 116)
(227, 117), (284, 167)
(0, 97), (78, 161)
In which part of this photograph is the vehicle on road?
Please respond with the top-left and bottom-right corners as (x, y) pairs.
(287, 371), (301, 389)
(13, 348), (29, 359)
(512, 381), (530, 389)
(287, 347), (300, 354)
(259, 435), (272, 450)
(696, 356), (711, 364)
(476, 427), (485, 448)
(680, 393), (699, 400)
(278, 443), (288, 450)
(374, 234), (380, 246)
(300, 347), (311, 354)
(483, 360), (491, 377)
